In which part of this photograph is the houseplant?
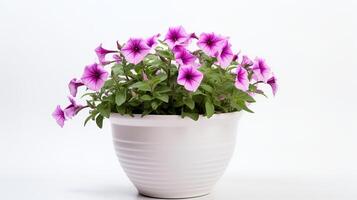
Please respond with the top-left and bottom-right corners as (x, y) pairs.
(52, 26), (277, 198)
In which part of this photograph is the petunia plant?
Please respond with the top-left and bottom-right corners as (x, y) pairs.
(52, 26), (278, 128)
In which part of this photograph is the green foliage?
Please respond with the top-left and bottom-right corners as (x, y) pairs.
(95, 115), (104, 128)
(82, 42), (266, 128)
(115, 89), (126, 106)
(183, 97), (195, 110)
(205, 98), (215, 118)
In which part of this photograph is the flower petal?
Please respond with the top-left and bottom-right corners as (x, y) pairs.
(81, 63), (109, 91)
(177, 65), (203, 92)
(216, 41), (234, 68)
(173, 47), (197, 66)
(112, 54), (122, 64)
(68, 78), (83, 97)
(95, 44), (116, 65)
(164, 26), (190, 48)
(267, 75), (278, 96)
(252, 57), (271, 82)
(52, 105), (66, 127)
(197, 33), (227, 56)
(122, 38), (151, 64)
(241, 55), (253, 67)
(146, 33), (160, 48)
(235, 66), (249, 91)
(64, 96), (83, 118)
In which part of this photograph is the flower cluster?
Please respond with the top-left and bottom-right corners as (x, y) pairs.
(52, 26), (278, 128)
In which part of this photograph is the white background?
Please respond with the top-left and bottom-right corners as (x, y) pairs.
(0, 0), (356, 199)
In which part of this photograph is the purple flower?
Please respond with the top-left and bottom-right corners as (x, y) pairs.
(68, 78), (84, 97)
(215, 41), (234, 68)
(146, 33), (160, 48)
(177, 65), (204, 92)
(64, 96), (83, 119)
(95, 44), (117, 65)
(121, 38), (151, 65)
(267, 75), (278, 96)
(232, 54), (239, 62)
(172, 45), (187, 54)
(142, 71), (148, 81)
(173, 46), (197, 66)
(180, 33), (198, 47)
(164, 26), (190, 48)
(112, 54), (122, 64)
(52, 105), (66, 128)
(252, 57), (271, 82)
(197, 33), (227, 56)
(241, 55), (253, 67)
(116, 41), (122, 50)
(235, 66), (249, 91)
(81, 63), (109, 91)
(218, 95), (226, 101)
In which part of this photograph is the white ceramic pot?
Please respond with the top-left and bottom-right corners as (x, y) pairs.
(110, 112), (241, 199)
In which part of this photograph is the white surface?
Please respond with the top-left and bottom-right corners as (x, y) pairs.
(111, 113), (240, 198)
(0, 0), (357, 199)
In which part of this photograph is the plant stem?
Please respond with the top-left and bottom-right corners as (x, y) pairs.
(166, 59), (171, 87)
(76, 105), (90, 114)
(253, 81), (263, 85)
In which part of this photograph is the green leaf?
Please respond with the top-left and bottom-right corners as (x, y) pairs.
(155, 85), (171, 93)
(157, 40), (168, 47)
(183, 97), (195, 110)
(112, 64), (124, 76)
(103, 79), (114, 88)
(150, 74), (167, 90)
(154, 93), (169, 103)
(96, 115), (104, 128)
(226, 65), (237, 72)
(130, 81), (151, 91)
(140, 94), (153, 101)
(86, 100), (95, 108)
(81, 93), (96, 99)
(116, 106), (126, 115)
(181, 111), (199, 121)
(141, 109), (153, 117)
(97, 103), (110, 118)
(230, 99), (254, 113)
(254, 89), (268, 97)
(249, 84), (257, 91)
(174, 99), (184, 107)
(151, 101), (162, 110)
(157, 50), (174, 60)
(237, 101), (254, 113)
(90, 110), (99, 120)
(144, 54), (158, 61)
(84, 115), (93, 126)
(192, 89), (206, 96)
(200, 84), (213, 93)
(102, 94), (115, 103)
(115, 90), (126, 106)
(234, 90), (256, 103)
(205, 99), (215, 118)
(129, 99), (141, 107)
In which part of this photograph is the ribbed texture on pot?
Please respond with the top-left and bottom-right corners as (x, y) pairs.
(110, 113), (240, 199)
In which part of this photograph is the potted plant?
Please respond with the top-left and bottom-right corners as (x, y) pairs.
(52, 26), (277, 199)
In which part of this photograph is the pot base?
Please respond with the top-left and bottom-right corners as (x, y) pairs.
(139, 191), (210, 199)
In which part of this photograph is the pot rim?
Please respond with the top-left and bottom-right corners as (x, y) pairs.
(110, 112), (242, 127)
